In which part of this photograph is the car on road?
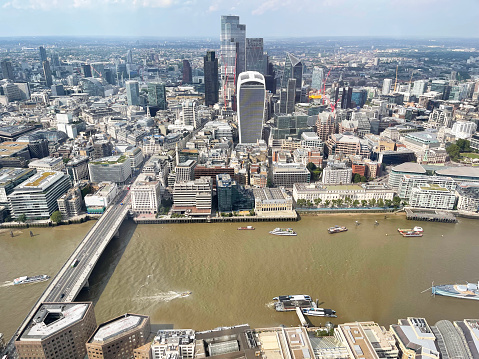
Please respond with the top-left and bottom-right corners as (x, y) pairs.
(120, 203), (124, 205)
(60, 293), (65, 299)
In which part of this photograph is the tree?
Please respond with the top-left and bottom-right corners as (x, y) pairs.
(361, 200), (368, 207)
(306, 200), (314, 207)
(50, 211), (62, 224)
(352, 199), (360, 207)
(249, 209), (255, 216)
(18, 213), (27, 223)
(331, 199), (337, 208)
(337, 199), (344, 207)
(353, 173), (362, 183)
(306, 162), (317, 171)
(267, 178), (274, 188)
(377, 198), (385, 208)
(446, 143), (461, 161)
(324, 199), (331, 207)
(385, 199), (392, 208)
(456, 139), (472, 153)
(368, 198), (377, 207)
(314, 198), (322, 206)
(296, 199), (306, 207)
(392, 196), (401, 209)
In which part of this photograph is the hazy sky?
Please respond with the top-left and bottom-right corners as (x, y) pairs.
(0, 0), (478, 38)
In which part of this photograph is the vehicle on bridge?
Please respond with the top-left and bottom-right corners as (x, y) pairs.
(71, 259), (79, 268)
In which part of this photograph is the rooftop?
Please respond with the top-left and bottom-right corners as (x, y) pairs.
(28, 156), (63, 168)
(19, 303), (90, 341)
(0, 141), (29, 157)
(90, 314), (147, 343)
(436, 167), (479, 179)
(392, 162), (427, 174)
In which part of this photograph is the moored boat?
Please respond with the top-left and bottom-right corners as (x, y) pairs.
(269, 228), (297, 236)
(432, 282), (479, 300)
(13, 275), (50, 285)
(328, 226), (348, 234)
(273, 294), (313, 311)
(398, 226), (423, 233)
(302, 307), (337, 318)
(238, 226), (255, 230)
(401, 231), (423, 237)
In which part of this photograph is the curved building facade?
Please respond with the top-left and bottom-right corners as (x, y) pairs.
(237, 71), (265, 144)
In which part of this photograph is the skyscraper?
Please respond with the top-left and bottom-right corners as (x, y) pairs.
(39, 46), (47, 63)
(281, 53), (303, 103)
(81, 64), (92, 78)
(411, 80), (427, 97)
(125, 80), (140, 106)
(237, 71), (266, 144)
(204, 51), (219, 107)
(279, 78), (296, 114)
(311, 66), (324, 91)
(182, 59), (192, 84)
(1, 59), (14, 80)
(42, 60), (52, 87)
(147, 82), (167, 110)
(220, 15), (246, 107)
(246, 38), (267, 75)
(382, 78), (392, 95)
(90, 62), (105, 79)
(126, 49), (133, 64)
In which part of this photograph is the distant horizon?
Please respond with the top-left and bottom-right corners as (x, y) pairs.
(0, 0), (477, 40)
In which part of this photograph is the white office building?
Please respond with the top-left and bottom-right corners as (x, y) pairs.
(409, 184), (456, 210)
(131, 175), (161, 214)
(322, 163), (352, 185)
(398, 175), (456, 200)
(301, 132), (323, 151)
(172, 177), (213, 216)
(8, 171), (72, 219)
(382, 79), (392, 95)
(28, 156), (65, 173)
(151, 329), (195, 359)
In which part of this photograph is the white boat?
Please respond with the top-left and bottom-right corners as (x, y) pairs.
(302, 307), (337, 318)
(13, 275), (50, 285)
(269, 228), (297, 236)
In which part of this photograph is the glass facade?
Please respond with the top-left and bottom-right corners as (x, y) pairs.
(246, 38), (267, 75)
(126, 80), (140, 106)
(311, 66), (324, 90)
(147, 82), (167, 110)
(237, 71), (265, 144)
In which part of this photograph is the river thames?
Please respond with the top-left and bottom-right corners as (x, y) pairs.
(1, 214), (479, 339)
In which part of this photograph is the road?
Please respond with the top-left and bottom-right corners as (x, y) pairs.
(3, 188), (131, 358)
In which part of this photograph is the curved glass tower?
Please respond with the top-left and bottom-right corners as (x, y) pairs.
(237, 71), (266, 144)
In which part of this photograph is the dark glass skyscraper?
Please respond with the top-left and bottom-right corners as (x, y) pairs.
(246, 38), (267, 75)
(42, 60), (52, 87)
(204, 51), (219, 107)
(148, 82), (167, 110)
(1, 59), (14, 80)
(81, 64), (92, 78)
(182, 59), (192, 84)
(39, 46), (47, 63)
(281, 52), (303, 102)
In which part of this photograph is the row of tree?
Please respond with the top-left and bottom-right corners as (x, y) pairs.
(296, 196), (402, 209)
(446, 139), (474, 161)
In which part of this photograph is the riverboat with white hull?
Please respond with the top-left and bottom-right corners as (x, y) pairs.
(269, 228), (297, 236)
(13, 275), (50, 285)
(273, 294), (312, 311)
(302, 307), (337, 318)
(432, 282), (479, 300)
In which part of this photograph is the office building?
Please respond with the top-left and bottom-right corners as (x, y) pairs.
(456, 183), (479, 212)
(182, 59), (192, 84)
(453, 319), (479, 357)
(131, 176), (161, 214)
(204, 51), (219, 106)
(316, 113), (335, 142)
(86, 314), (150, 359)
(39, 46), (47, 63)
(16, 302), (96, 359)
(237, 71), (266, 144)
(388, 162), (427, 190)
(411, 80), (427, 97)
(382, 79), (392, 95)
(325, 133), (370, 157)
(85, 182), (119, 213)
(279, 78), (297, 114)
(151, 329), (195, 359)
(216, 173), (254, 212)
(51, 84), (65, 96)
(16, 133), (49, 159)
(322, 163), (353, 184)
(148, 82), (167, 110)
(301, 132), (323, 150)
(127, 49), (133, 64)
(451, 121), (477, 139)
(126, 80), (140, 106)
(91, 62), (106, 79)
(390, 318), (440, 359)
(28, 156), (65, 173)
(335, 322), (398, 359)
(57, 186), (83, 219)
(272, 163), (310, 187)
(253, 187), (293, 214)
(220, 15), (246, 107)
(172, 177), (213, 216)
(1, 59), (14, 80)
(271, 114), (311, 140)
(293, 183), (394, 204)
(398, 175), (456, 200)
(281, 52), (302, 102)
(89, 155), (132, 184)
(435, 167), (479, 184)
(0, 167), (36, 206)
(409, 183), (456, 210)
(66, 156), (90, 184)
(246, 38), (267, 74)
(82, 64), (92, 78)
(311, 66), (324, 91)
(93, 140), (114, 160)
(175, 160), (197, 182)
(8, 171), (72, 220)
(43, 60), (53, 87)
(181, 100), (199, 128)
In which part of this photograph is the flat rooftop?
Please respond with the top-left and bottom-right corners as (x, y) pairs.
(0, 167), (35, 187)
(19, 171), (62, 189)
(28, 156), (63, 167)
(90, 314), (146, 343)
(19, 303), (90, 341)
(0, 141), (29, 157)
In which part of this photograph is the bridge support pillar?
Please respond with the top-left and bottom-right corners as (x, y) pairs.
(113, 229), (120, 238)
(83, 279), (90, 289)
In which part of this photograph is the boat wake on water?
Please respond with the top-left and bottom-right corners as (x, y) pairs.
(134, 291), (191, 302)
(265, 301), (276, 309)
(0, 281), (13, 288)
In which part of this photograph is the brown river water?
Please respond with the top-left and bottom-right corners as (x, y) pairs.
(1, 213), (479, 340)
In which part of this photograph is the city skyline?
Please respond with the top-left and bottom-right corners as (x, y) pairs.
(0, 0), (478, 38)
